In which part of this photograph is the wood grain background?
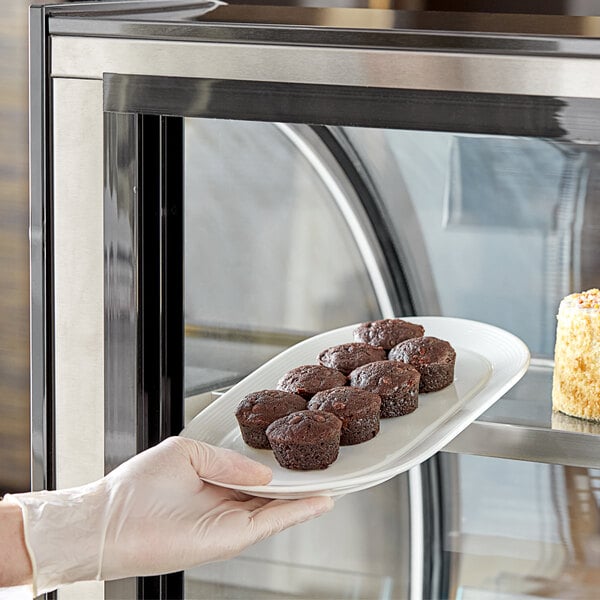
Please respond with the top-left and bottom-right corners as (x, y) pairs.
(0, 1), (31, 494)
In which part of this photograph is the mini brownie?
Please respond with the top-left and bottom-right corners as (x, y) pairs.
(235, 389), (307, 449)
(277, 364), (347, 400)
(389, 336), (456, 393)
(318, 342), (387, 376)
(349, 360), (420, 418)
(266, 410), (342, 470)
(308, 387), (381, 446)
(353, 318), (425, 351)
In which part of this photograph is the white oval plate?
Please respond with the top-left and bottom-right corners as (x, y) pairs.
(181, 317), (530, 498)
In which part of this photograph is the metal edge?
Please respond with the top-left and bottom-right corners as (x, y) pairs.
(29, 4), (53, 495)
(103, 112), (139, 474)
(39, 2), (600, 58)
(57, 37), (600, 100)
(101, 73), (582, 141)
(443, 421), (600, 468)
(44, 18), (574, 57)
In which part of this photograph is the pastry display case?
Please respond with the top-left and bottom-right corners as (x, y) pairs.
(29, 1), (600, 599)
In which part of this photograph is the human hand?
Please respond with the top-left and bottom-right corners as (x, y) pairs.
(5, 437), (333, 595)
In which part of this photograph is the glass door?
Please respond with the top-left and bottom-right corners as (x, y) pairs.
(182, 118), (414, 599)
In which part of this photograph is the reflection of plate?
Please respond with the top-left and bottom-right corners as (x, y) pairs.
(181, 317), (530, 498)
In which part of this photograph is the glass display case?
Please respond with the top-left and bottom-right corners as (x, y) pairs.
(29, 1), (600, 599)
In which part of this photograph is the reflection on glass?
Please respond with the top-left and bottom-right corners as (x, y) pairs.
(182, 114), (600, 600)
(184, 119), (380, 401)
(345, 128), (595, 359)
(444, 454), (600, 599)
(182, 119), (402, 600)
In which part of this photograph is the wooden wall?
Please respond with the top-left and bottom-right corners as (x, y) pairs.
(0, 1), (31, 493)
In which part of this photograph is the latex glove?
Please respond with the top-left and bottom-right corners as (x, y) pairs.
(5, 437), (333, 596)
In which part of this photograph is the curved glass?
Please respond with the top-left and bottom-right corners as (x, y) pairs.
(441, 454), (600, 600)
(345, 127), (596, 359)
(184, 119), (382, 400)
(183, 118), (410, 600)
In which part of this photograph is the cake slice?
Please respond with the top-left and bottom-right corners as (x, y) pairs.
(552, 289), (600, 421)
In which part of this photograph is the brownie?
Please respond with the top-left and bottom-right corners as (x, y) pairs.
(235, 389), (307, 449)
(266, 410), (342, 470)
(277, 364), (347, 399)
(318, 342), (387, 376)
(308, 387), (381, 445)
(389, 336), (456, 393)
(353, 318), (425, 351)
(349, 360), (420, 418)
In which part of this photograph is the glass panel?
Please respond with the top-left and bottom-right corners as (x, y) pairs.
(181, 105), (600, 600)
(183, 118), (407, 600)
(442, 454), (600, 600)
(184, 119), (381, 407)
(344, 127), (599, 358)
(187, 476), (410, 600)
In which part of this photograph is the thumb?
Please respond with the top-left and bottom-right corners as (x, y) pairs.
(173, 437), (272, 486)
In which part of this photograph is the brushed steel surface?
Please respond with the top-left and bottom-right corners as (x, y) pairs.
(53, 77), (105, 600)
(51, 35), (600, 99)
(444, 361), (600, 467)
(104, 112), (139, 475)
(409, 465), (424, 600)
(53, 78), (104, 489)
(29, 4), (48, 493)
(444, 421), (600, 468)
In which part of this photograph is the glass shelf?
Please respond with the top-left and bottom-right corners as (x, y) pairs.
(444, 359), (600, 468)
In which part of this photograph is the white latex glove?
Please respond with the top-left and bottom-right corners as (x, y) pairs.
(5, 437), (333, 596)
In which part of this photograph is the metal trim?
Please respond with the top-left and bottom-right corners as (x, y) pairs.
(104, 112), (140, 474)
(54, 36), (600, 99)
(103, 112), (184, 599)
(52, 77), (105, 600)
(29, 5), (53, 494)
(443, 422), (600, 468)
(102, 73), (575, 139)
(39, 2), (600, 58)
(408, 466), (424, 600)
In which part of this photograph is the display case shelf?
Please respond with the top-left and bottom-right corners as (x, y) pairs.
(443, 359), (600, 468)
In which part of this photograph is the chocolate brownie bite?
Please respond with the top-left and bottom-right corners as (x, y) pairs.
(266, 410), (342, 470)
(308, 387), (381, 445)
(277, 364), (347, 400)
(318, 342), (386, 376)
(235, 390), (307, 449)
(353, 318), (425, 351)
(349, 360), (420, 418)
(389, 336), (456, 393)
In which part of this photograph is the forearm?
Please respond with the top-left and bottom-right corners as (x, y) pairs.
(0, 499), (32, 587)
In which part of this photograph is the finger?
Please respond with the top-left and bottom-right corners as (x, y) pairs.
(248, 496), (334, 540)
(218, 487), (272, 507)
(169, 437), (272, 486)
(239, 496), (272, 511)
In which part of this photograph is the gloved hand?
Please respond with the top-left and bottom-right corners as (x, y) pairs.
(4, 437), (333, 596)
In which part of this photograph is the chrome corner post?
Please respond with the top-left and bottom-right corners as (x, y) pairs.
(29, 4), (52, 495)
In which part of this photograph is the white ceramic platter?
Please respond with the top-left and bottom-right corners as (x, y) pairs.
(181, 317), (530, 498)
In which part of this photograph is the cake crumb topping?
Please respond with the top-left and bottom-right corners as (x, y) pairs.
(572, 288), (600, 310)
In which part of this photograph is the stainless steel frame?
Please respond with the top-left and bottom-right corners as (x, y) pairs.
(52, 36), (600, 99)
(29, 2), (600, 600)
